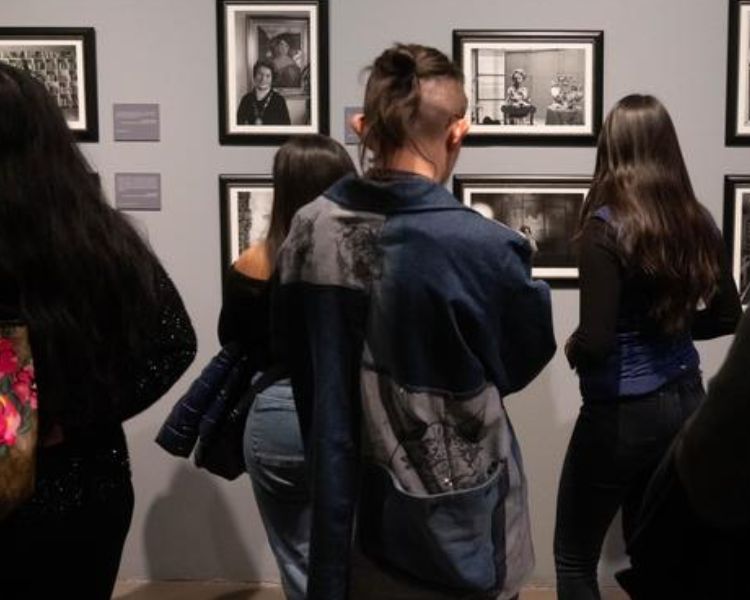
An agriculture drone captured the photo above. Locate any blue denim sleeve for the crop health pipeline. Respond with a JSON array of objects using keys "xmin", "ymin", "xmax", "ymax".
[
  {"xmin": 496, "ymin": 234, "xmax": 557, "ymax": 395},
  {"xmin": 285, "ymin": 287, "xmax": 367, "ymax": 600}
]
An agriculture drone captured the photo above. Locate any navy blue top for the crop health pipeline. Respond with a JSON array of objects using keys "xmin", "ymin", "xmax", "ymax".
[{"xmin": 567, "ymin": 207, "xmax": 741, "ymax": 400}]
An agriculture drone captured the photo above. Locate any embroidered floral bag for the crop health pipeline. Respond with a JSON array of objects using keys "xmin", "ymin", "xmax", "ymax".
[{"xmin": 0, "ymin": 322, "xmax": 38, "ymax": 520}]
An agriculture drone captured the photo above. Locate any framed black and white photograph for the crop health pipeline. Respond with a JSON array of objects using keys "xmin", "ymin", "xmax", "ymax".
[
  {"xmin": 219, "ymin": 175, "xmax": 274, "ymax": 275},
  {"xmin": 453, "ymin": 30, "xmax": 603, "ymax": 145},
  {"xmin": 0, "ymin": 27, "xmax": 98, "ymax": 142},
  {"xmin": 723, "ymin": 176, "xmax": 750, "ymax": 304},
  {"xmin": 726, "ymin": 1, "xmax": 750, "ymax": 144},
  {"xmin": 454, "ymin": 175, "xmax": 590, "ymax": 283},
  {"xmin": 217, "ymin": 0, "xmax": 328, "ymax": 144}
]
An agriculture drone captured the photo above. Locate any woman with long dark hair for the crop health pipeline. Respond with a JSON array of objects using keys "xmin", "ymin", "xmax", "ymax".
[
  {"xmin": 0, "ymin": 63, "xmax": 196, "ymax": 596},
  {"xmin": 553, "ymin": 94, "xmax": 741, "ymax": 600},
  {"xmin": 218, "ymin": 134, "xmax": 355, "ymax": 600},
  {"xmin": 272, "ymin": 44, "xmax": 556, "ymax": 600}
]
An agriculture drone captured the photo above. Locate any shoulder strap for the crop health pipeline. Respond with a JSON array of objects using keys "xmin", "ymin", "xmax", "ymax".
[{"xmin": 592, "ymin": 206, "xmax": 613, "ymax": 223}]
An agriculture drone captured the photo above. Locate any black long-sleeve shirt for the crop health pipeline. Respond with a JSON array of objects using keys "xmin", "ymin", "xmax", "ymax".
[
  {"xmin": 567, "ymin": 217, "xmax": 741, "ymax": 373},
  {"xmin": 217, "ymin": 265, "xmax": 280, "ymax": 383}
]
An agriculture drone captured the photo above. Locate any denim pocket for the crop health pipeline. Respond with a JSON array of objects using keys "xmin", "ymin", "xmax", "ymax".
[
  {"xmin": 244, "ymin": 392, "xmax": 304, "ymax": 468},
  {"xmin": 359, "ymin": 460, "xmax": 508, "ymax": 593}
]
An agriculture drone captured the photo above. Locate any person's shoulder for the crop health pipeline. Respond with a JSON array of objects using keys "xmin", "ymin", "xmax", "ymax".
[
  {"xmin": 411, "ymin": 206, "xmax": 528, "ymax": 262},
  {"xmin": 234, "ymin": 243, "xmax": 272, "ymax": 281},
  {"xmin": 460, "ymin": 207, "xmax": 526, "ymax": 244}
]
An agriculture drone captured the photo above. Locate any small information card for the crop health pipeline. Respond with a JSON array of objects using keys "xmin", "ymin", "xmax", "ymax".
[
  {"xmin": 115, "ymin": 173, "xmax": 161, "ymax": 211},
  {"xmin": 113, "ymin": 103, "xmax": 160, "ymax": 141}
]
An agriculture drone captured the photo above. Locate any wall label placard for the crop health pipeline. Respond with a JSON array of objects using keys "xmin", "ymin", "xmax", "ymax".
[
  {"xmin": 115, "ymin": 173, "xmax": 161, "ymax": 211},
  {"xmin": 113, "ymin": 103, "xmax": 160, "ymax": 141}
]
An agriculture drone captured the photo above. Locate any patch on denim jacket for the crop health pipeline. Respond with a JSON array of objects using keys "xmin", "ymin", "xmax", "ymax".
[
  {"xmin": 278, "ymin": 197, "xmax": 385, "ymax": 290},
  {"xmin": 360, "ymin": 366, "xmax": 510, "ymax": 495}
]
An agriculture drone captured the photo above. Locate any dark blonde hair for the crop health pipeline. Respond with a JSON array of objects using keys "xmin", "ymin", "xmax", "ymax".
[
  {"xmin": 359, "ymin": 43, "xmax": 467, "ymax": 170},
  {"xmin": 581, "ymin": 94, "xmax": 721, "ymax": 334}
]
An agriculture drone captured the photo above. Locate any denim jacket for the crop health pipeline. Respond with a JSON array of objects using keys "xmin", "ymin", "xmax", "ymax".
[{"xmin": 274, "ymin": 174, "xmax": 556, "ymax": 599}]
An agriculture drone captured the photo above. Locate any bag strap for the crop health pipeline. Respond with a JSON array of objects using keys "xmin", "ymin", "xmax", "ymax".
[{"xmin": 227, "ymin": 363, "xmax": 288, "ymax": 422}]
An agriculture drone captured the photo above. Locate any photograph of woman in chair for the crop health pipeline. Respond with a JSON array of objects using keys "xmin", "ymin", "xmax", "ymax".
[{"xmin": 501, "ymin": 68, "xmax": 536, "ymax": 124}]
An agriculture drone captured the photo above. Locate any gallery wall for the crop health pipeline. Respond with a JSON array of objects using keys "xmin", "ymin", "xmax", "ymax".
[{"xmin": 1, "ymin": 0, "xmax": 745, "ymax": 588}]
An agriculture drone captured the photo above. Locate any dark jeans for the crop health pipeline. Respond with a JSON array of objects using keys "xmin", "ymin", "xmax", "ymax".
[{"xmin": 553, "ymin": 372, "xmax": 704, "ymax": 600}]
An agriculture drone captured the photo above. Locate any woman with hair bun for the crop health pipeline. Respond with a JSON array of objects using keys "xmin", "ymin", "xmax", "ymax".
[{"xmin": 272, "ymin": 43, "xmax": 556, "ymax": 600}]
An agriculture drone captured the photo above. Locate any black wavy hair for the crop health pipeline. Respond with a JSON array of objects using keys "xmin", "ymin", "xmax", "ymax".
[{"xmin": 0, "ymin": 62, "xmax": 162, "ymax": 426}]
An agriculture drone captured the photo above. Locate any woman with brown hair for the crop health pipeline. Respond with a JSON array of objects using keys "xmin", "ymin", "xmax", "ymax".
[
  {"xmin": 218, "ymin": 134, "xmax": 355, "ymax": 600},
  {"xmin": 272, "ymin": 43, "xmax": 556, "ymax": 599},
  {"xmin": 553, "ymin": 94, "xmax": 742, "ymax": 600}
]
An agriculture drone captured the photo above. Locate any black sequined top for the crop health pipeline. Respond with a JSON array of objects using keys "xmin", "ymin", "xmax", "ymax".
[
  {"xmin": 0, "ymin": 263, "xmax": 197, "ymax": 433},
  {"xmin": 119, "ymin": 265, "xmax": 197, "ymax": 421}
]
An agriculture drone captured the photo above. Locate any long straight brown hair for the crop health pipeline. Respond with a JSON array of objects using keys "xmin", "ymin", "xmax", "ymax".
[
  {"xmin": 265, "ymin": 134, "xmax": 355, "ymax": 269},
  {"xmin": 581, "ymin": 94, "xmax": 721, "ymax": 334}
]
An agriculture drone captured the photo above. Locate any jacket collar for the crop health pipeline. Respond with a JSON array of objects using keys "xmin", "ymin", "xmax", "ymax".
[{"xmin": 324, "ymin": 173, "xmax": 467, "ymax": 214}]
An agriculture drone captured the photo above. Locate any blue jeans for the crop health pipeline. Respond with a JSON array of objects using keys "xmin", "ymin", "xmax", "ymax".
[
  {"xmin": 243, "ymin": 379, "xmax": 310, "ymax": 600},
  {"xmin": 553, "ymin": 371, "xmax": 705, "ymax": 600}
]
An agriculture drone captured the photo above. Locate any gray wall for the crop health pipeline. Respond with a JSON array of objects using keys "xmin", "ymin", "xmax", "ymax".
[{"xmin": 1, "ymin": 0, "xmax": 742, "ymax": 587}]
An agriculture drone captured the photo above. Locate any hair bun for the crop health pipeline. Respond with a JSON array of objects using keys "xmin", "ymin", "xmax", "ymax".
[
  {"xmin": 391, "ymin": 48, "xmax": 416, "ymax": 76},
  {"xmin": 377, "ymin": 46, "xmax": 417, "ymax": 81}
]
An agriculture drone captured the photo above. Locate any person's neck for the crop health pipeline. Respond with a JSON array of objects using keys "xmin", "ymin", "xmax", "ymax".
[
  {"xmin": 380, "ymin": 148, "xmax": 442, "ymax": 182},
  {"xmin": 255, "ymin": 88, "xmax": 271, "ymax": 100}
]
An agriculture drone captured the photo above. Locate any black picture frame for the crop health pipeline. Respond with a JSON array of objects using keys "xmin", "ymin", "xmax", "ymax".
[
  {"xmin": 217, "ymin": 0, "xmax": 329, "ymax": 145},
  {"xmin": 219, "ymin": 175, "xmax": 274, "ymax": 280},
  {"xmin": 723, "ymin": 175, "xmax": 750, "ymax": 304},
  {"xmin": 452, "ymin": 30, "xmax": 603, "ymax": 146},
  {"xmin": 726, "ymin": 0, "xmax": 750, "ymax": 145},
  {"xmin": 453, "ymin": 174, "xmax": 591, "ymax": 285},
  {"xmin": 0, "ymin": 27, "xmax": 98, "ymax": 142}
]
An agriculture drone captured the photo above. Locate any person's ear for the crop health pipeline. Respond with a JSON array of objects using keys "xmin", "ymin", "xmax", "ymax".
[
  {"xmin": 350, "ymin": 113, "xmax": 366, "ymax": 140},
  {"xmin": 448, "ymin": 116, "xmax": 470, "ymax": 148}
]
